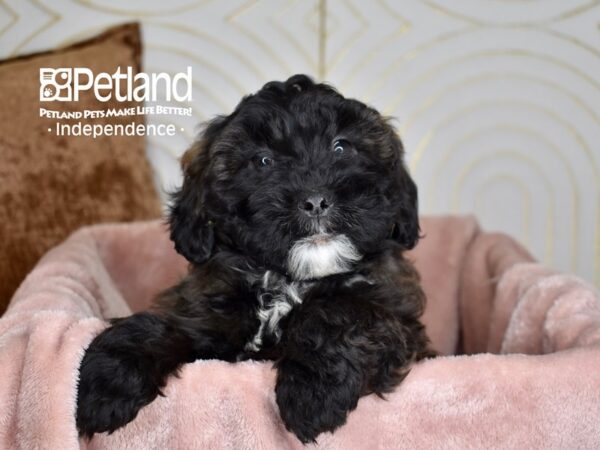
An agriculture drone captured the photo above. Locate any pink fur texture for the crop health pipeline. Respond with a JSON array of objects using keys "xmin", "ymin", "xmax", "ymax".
[{"xmin": 1, "ymin": 217, "xmax": 599, "ymax": 449}]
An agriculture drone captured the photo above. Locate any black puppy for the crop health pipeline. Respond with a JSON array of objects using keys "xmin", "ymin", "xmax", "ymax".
[{"xmin": 76, "ymin": 74, "xmax": 433, "ymax": 443}]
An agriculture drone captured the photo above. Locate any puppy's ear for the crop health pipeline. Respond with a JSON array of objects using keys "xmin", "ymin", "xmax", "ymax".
[
  {"xmin": 389, "ymin": 132, "xmax": 420, "ymax": 250},
  {"xmin": 169, "ymin": 117, "xmax": 227, "ymax": 264}
]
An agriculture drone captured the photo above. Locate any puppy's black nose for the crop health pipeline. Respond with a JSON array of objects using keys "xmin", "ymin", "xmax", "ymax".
[{"xmin": 301, "ymin": 195, "xmax": 331, "ymax": 217}]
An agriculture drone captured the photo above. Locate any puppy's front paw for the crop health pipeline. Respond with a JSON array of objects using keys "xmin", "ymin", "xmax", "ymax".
[
  {"xmin": 76, "ymin": 338, "xmax": 160, "ymax": 437},
  {"xmin": 275, "ymin": 359, "xmax": 361, "ymax": 443}
]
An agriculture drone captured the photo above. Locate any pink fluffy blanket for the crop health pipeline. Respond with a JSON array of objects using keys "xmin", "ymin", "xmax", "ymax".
[{"xmin": 2, "ymin": 216, "xmax": 600, "ymax": 449}]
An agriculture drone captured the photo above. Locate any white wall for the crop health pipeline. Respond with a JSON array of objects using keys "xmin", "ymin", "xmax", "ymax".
[{"xmin": 1, "ymin": 0, "xmax": 598, "ymax": 284}]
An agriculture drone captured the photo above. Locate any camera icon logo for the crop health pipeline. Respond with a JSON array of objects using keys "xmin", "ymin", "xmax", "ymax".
[{"xmin": 40, "ymin": 68, "xmax": 72, "ymax": 101}]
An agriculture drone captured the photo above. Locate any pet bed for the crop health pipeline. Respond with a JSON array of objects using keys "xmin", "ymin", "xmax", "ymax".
[{"xmin": 1, "ymin": 216, "xmax": 599, "ymax": 449}]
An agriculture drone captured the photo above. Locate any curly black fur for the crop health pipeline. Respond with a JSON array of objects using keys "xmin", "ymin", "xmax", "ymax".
[{"xmin": 76, "ymin": 74, "xmax": 434, "ymax": 443}]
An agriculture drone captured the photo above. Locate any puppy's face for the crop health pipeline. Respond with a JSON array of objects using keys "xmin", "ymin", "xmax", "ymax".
[{"xmin": 170, "ymin": 75, "xmax": 419, "ymax": 280}]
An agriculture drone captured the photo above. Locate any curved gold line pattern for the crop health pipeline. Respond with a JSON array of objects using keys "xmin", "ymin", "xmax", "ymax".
[
  {"xmin": 52, "ymin": 23, "xmax": 265, "ymax": 101},
  {"xmin": 146, "ymin": 22, "xmax": 267, "ymax": 80},
  {"xmin": 51, "ymin": 30, "xmax": 215, "ymax": 126},
  {"xmin": 452, "ymin": 149, "xmax": 556, "ymax": 264},
  {"xmin": 424, "ymin": 118, "xmax": 580, "ymax": 217},
  {"xmin": 225, "ymin": 0, "xmax": 259, "ymax": 22},
  {"xmin": 410, "ymin": 100, "xmax": 600, "ymax": 180},
  {"xmin": 302, "ymin": 2, "xmax": 318, "ymax": 34},
  {"xmin": 72, "ymin": 0, "xmax": 209, "ymax": 18},
  {"xmin": 422, "ymin": 0, "xmax": 600, "ymax": 26},
  {"xmin": 363, "ymin": 26, "xmax": 477, "ymax": 100},
  {"xmin": 383, "ymin": 49, "xmax": 600, "ymax": 117},
  {"xmin": 225, "ymin": 0, "xmax": 294, "ymax": 74},
  {"xmin": 367, "ymin": 27, "xmax": 600, "ymax": 104},
  {"xmin": 269, "ymin": 24, "xmax": 316, "ymax": 73},
  {"xmin": 271, "ymin": 1, "xmax": 318, "ymax": 72},
  {"xmin": 1, "ymin": 0, "xmax": 596, "ymax": 283},
  {"xmin": 147, "ymin": 44, "xmax": 247, "ymax": 97},
  {"xmin": 378, "ymin": 0, "xmax": 412, "ymax": 28},
  {"xmin": 538, "ymin": 27, "xmax": 600, "ymax": 60},
  {"xmin": 335, "ymin": 0, "xmax": 412, "ymax": 90},
  {"xmin": 398, "ymin": 71, "xmax": 600, "ymax": 133},
  {"xmin": 10, "ymin": 0, "xmax": 60, "ymax": 56},
  {"xmin": 428, "ymin": 123, "xmax": 581, "ymax": 266},
  {"xmin": 411, "ymin": 101, "xmax": 599, "ymax": 280},
  {"xmin": 318, "ymin": 0, "xmax": 327, "ymax": 79},
  {"xmin": 473, "ymin": 174, "xmax": 532, "ymax": 246},
  {"xmin": 425, "ymin": 126, "xmax": 572, "ymax": 209},
  {"xmin": 322, "ymin": 0, "xmax": 368, "ymax": 77},
  {"xmin": 0, "ymin": 0, "xmax": 18, "ymax": 38}
]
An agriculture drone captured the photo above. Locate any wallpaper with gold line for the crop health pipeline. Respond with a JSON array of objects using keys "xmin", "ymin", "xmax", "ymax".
[{"xmin": 0, "ymin": 0, "xmax": 599, "ymax": 285}]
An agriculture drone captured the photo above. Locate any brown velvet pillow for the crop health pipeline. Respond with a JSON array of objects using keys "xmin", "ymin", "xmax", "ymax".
[{"xmin": 0, "ymin": 23, "xmax": 162, "ymax": 314}]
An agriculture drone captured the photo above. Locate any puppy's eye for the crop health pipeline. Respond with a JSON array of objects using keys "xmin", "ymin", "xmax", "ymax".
[
  {"xmin": 255, "ymin": 155, "xmax": 274, "ymax": 168},
  {"xmin": 332, "ymin": 139, "xmax": 352, "ymax": 155}
]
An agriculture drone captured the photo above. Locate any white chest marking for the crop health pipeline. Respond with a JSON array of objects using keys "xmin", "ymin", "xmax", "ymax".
[
  {"xmin": 245, "ymin": 272, "xmax": 304, "ymax": 352},
  {"xmin": 287, "ymin": 233, "xmax": 361, "ymax": 280}
]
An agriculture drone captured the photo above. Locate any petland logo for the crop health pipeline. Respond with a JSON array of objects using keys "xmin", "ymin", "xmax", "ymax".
[{"xmin": 39, "ymin": 67, "xmax": 192, "ymax": 102}]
